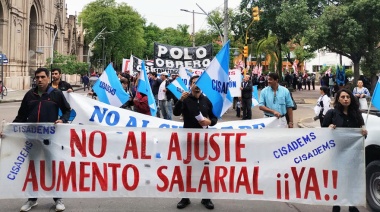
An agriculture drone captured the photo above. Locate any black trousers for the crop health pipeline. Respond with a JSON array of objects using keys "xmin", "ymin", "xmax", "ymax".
[
  {"xmin": 28, "ymin": 198, "xmax": 61, "ymax": 202},
  {"xmin": 241, "ymin": 98, "xmax": 252, "ymax": 119}
]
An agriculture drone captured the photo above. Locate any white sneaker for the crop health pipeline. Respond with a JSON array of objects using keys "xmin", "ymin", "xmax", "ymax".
[
  {"xmin": 55, "ymin": 199, "xmax": 65, "ymax": 211},
  {"xmin": 20, "ymin": 200, "xmax": 38, "ymax": 212}
]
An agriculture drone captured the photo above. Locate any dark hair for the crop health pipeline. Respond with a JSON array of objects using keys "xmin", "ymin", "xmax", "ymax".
[
  {"xmin": 268, "ymin": 72, "xmax": 279, "ymax": 81},
  {"xmin": 190, "ymin": 75, "xmax": 200, "ymax": 84},
  {"xmin": 51, "ymin": 68, "xmax": 61, "ymax": 74},
  {"xmin": 120, "ymin": 78, "xmax": 129, "ymax": 85},
  {"xmin": 334, "ymin": 88, "xmax": 363, "ymax": 125},
  {"xmin": 151, "ymin": 72, "xmax": 157, "ymax": 77},
  {"xmin": 320, "ymin": 86, "xmax": 330, "ymax": 96},
  {"xmin": 35, "ymin": 68, "xmax": 49, "ymax": 77}
]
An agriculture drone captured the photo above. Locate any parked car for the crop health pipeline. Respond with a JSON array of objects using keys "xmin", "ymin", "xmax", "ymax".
[{"xmin": 363, "ymin": 110, "xmax": 380, "ymax": 211}]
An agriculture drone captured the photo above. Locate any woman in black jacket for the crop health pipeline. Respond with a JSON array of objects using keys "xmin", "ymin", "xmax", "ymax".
[{"xmin": 322, "ymin": 88, "xmax": 368, "ymax": 212}]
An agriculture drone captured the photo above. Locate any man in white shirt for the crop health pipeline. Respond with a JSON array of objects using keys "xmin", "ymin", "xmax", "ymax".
[{"xmin": 158, "ymin": 72, "xmax": 169, "ymax": 119}]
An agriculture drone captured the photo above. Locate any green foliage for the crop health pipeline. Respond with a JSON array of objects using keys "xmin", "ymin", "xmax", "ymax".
[
  {"xmin": 306, "ymin": 0, "xmax": 380, "ymax": 82},
  {"xmin": 235, "ymin": 0, "xmax": 317, "ymax": 79},
  {"xmin": 79, "ymin": 0, "xmax": 146, "ymax": 68},
  {"xmin": 143, "ymin": 23, "xmax": 162, "ymax": 59},
  {"xmin": 361, "ymin": 49, "xmax": 380, "ymax": 77},
  {"xmin": 345, "ymin": 69, "xmax": 353, "ymax": 79},
  {"xmin": 46, "ymin": 52, "xmax": 88, "ymax": 75}
]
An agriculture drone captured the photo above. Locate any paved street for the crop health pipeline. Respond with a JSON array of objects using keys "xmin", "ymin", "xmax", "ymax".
[
  {"xmin": 0, "ymin": 86, "xmax": 370, "ymax": 211},
  {"xmin": 1, "ymin": 85, "xmax": 323, "ymax": 127}
]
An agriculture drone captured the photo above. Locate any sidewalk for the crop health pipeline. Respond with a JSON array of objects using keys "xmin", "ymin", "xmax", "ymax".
[{"xmin": 0, "ymin": 86, "xmax": 84, "ymax": 103}]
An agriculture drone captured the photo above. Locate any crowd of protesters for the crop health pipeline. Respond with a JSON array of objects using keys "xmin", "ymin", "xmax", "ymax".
[{"xmin": 117, "ymin": 70, "xmax": 178, "ymax": 119}]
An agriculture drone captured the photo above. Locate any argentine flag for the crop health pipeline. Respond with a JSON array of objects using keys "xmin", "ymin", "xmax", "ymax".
[
  {"xmin": 372, "ymin": 77, "xmax": 380, "ymax": 110},
  {"xmin": 252, "ymin": 85, "xmax": 259, "ymax": 107},
  {"xmin": 178, "ymin": 66, "xmax": 192, "ymax": 89},
  {"xmin": 167, "ymin": 77, "xmax": 189, "ymax": 100},
  {"xmin": 137, "ymin": 61, "xmax": 157, "ymax": 116},
  {"xmin": 92, "ymin": 63, "xmax": 130, "ymax": 107},
  {"xmin": 196, "ymin": 40, "xmax": 233, "ymax": 118}
]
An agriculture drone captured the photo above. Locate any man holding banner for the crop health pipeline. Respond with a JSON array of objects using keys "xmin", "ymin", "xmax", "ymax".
[
  {"xmin": 173, "ymin": 75, "xmax": 217, "ymax": 209},
  {"xmin": 13, "ymin": 68, "xmax": 71, "ymax": 212},
  {"xmin": 259, "ymin": 73, "xmax": 294, "ymax": 128}
]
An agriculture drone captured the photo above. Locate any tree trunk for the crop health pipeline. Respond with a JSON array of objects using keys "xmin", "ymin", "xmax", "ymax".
[
  {"xmin": 277, "ymin": 43, "xmax": 283, "ymax": 81},
  {"xmin": 371, "ymin": 75, "xmax": 379, "ymax": 94},
  {"xmin": 353, "ymin": 60, "xmax": 360, "ymax": 86}
]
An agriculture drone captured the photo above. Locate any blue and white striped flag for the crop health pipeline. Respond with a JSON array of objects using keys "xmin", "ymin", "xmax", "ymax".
[
  {"xmin": 137, "ymin": 61, "xmax": 157, "ymax": 116},
  {"xmin": 178, "ymin": 66, "xmax": 192, "ymax": 89},
  {"xmin": 372, "ymin": 77, "xmax": 380, "ymax": 110},
  {"xmin": 196, "ymin": 40, "xmax": 233, "ymax": 118},
  {"xmin": 166, "ymin": 77, "xmax": 189, "ymax": 100},
  {"xmin": 92, "ymin": 63, "xmax": 130, "ymax": 107},
  {"xmin": 252, "ymin": 85, "xmax": 259, "ymax": 107}
]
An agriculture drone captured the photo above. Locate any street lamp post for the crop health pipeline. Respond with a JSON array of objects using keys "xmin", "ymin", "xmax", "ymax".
[
  {"xmin": 87, "ymin": 27, "xmax": 106, "ymax": 75},
  {"xmin": 196, "ymin": 3, "xmax": 224, "ymax": 45},
  {"xmin": 101, "ymin": 35, "xmax": 105, "ymax": 70},
  {"xmin": 181, "ymin": 7, "xmax": 225, "ymax": 46},
  {"xmin": 51, "ymin": 30, "xmax": 58, "ymax": 81},
  {"xmin": 180, "ymin": 9, "xmax": 205, "ymax": 47},
  {"xmin": 36, "ymin": 29, "xmax": 58, "ymax": 82},
  {"xmin": 36, "ymin": 48, "xmax": 44, "ymax": 67}
]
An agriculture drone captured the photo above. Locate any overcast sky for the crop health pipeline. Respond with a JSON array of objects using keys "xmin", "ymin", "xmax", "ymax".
[{"xmin": 65, "ymin": 0, "xmax": 242, "ymax": 32}]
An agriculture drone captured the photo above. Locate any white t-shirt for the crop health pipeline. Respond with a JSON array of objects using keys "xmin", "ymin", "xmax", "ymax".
[
  {"xmin": 158, "ymin": 81, "xmax": 167, "ymax": 101},
  {"xmin": 318, "ymin": 95, "xmax": 331, "ymax": 115}
]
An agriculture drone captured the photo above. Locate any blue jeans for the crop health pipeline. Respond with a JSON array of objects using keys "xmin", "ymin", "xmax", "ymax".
[
  {"xmin": 159, "ymin": 100, "xmax": 168, "ymax": 120},
  {"xmin": 167, "ymin": 99, "xmax": 173, "ymax": 120},
  {"xmin": 154, "ymin": 94, "xmax": 161, "ymax": 118}
]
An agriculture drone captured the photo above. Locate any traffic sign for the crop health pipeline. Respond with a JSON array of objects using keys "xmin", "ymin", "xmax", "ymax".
[{"xmin": 0, "ymin": 54, "xmax": 8, "ymax": 64}]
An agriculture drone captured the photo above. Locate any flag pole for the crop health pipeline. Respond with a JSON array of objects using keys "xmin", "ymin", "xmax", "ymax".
[{"xmin": 365, "ymin": 99, "xmax": 372, "ymax": 125}]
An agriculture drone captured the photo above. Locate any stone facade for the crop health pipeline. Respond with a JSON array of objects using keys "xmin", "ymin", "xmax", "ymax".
[{"xmin": 0, "ymin": 0, "xmax": 84, "ymax": 90}]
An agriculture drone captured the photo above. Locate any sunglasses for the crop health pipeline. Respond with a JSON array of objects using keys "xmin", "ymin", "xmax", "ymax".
[{"xmin": 273, "ymin": 94, "xmax": 277, "ymax": 104}]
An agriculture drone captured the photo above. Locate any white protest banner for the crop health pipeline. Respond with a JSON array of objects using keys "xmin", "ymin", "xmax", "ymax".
[
  {"xmin": 0, "ymin": 124, "xmax": 365, "ymax": 206},
  {"xmin": 122, "ymin": 58, "xmax": 130, "ymax": 73},
  {"xmin": 229, "ymin": 69, "xmax": 242, "ymax": 97},
  {"xmin": 64, "ymin": 93, "xmax": 281, "ymax": 129}
]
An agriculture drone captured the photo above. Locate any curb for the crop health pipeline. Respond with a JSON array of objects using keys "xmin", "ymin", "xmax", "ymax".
[
  {"xmin": 0, "ymin": 87, "xmax": 84, "ymax": 104},
  {"xmin": 297, "ymin": 119, "xmax": 307, "ymax": 128},
  {"xmin": 298, "ymin": 117, "xmax": 318, "ymax": 129}
]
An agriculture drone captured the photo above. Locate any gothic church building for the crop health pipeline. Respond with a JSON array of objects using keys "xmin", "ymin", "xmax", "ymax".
[{"xmin": 0, "ymin": 0, "xmax": 84, "ymax": 90}]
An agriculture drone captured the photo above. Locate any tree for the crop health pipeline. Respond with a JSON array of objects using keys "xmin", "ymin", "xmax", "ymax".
[
  {"xmin": 79, "ymin": 0, "xmax": 146, "ymax": 70},
  {"xmin": 237, "ymin": 0, "xmax": 315, "ymax": 78},
  {"xmin": 306, "ymin": 0, "xmax": 380, "ymax": 84},
  {"xmin": 255, "ymin": 32, "xmax": 279, "ymax": 70},
  {"xmin": 143, "ymin": 23, "xmax": 162, "ymax": 59},
  {"xmin": 46, "ymin": 52, "xmax": 88, "ymax": 75},
  {"xmin": 156, "ymin": 26, "xmax": 192, "ymax": 47},
  {"xmin": 361, "ymin": 48, "xmax": 380, "ymax": 92},
  {"xmin": 288, "ymin": 37, "xmax": 316, "ymax": 72}
]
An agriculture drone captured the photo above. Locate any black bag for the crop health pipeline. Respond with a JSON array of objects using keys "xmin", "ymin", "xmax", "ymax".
[
  {"xmin": 292, "ymin": 99, "xmax": 297, "ymax": 110},
  {"xmin": 290, "ymin": 92, "xmax": 297, "ymax": 110}
]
